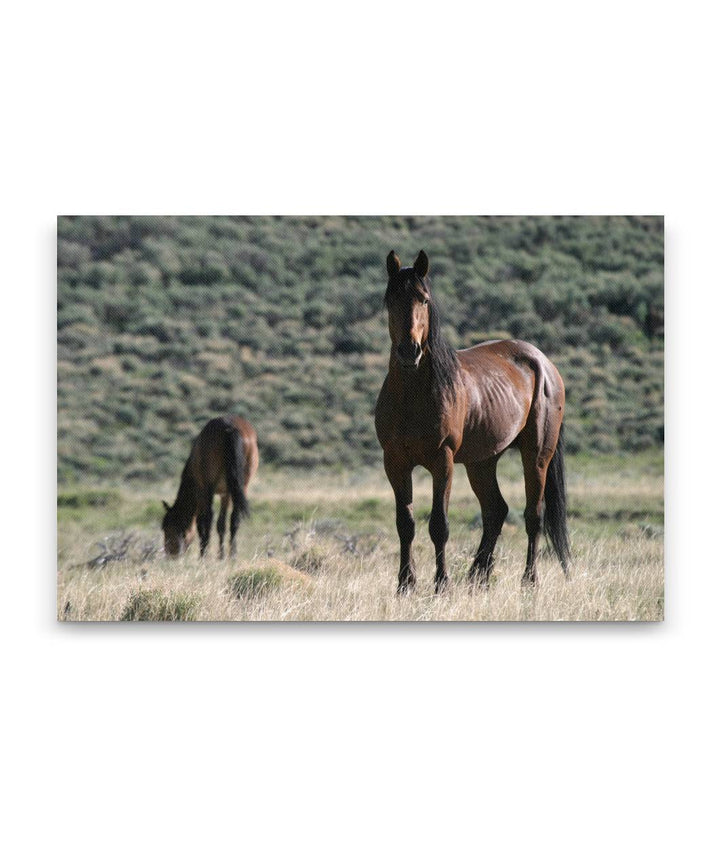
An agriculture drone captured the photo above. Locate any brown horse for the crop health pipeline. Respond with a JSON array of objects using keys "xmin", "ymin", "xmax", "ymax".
[
  {"xmin": 375, "ymin": 250, "xmax": 570, "ymax": 593},
  {"xmin": 162, "ymin": 415, "xmax": 259, "ymax": 558}
]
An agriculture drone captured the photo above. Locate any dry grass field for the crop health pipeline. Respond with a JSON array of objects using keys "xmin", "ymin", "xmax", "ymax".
[{"xmin": 57, "ymin": 454, "xmax": 663, "ymax": 622}]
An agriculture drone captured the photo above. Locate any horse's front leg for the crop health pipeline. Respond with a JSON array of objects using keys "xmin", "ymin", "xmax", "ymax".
[
  {"xmin": 429, "ymin": 446, "xmax": 454, "ymax": 593},
  {"xmin": 196, "ymin": 489, "xmax": 214, "ymax": 558},
  {"xmin": 384, "ymin": 453, "xmax": 416, "ymax": 594}
]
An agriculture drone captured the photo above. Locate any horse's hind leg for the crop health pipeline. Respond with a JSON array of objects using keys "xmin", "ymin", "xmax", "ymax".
[
  {"xmin": 216, "ymin": 495, "xmax": 229, "ymax": 559},
  {"xmin": 197, "ymin": 489, "xmax": 214, "ymax": 557},
  {"xmin": 466, "ymin": 455, "xmax": 508, "ymax": 586},
  {"xmin": 228, "ymin": 503, "xmax": 239, "ymax": 558},
  {"xmin": 228, "ymin": 489, "xmax": 247, "ymax": 558},
  {"xmin": 519, "ymin": 442, "xmax": 550, "ymax": 586}
]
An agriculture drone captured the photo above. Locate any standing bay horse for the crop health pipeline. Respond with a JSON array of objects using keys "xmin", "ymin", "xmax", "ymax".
[
  {"xmin": 162, "ymin": 415, "xmax": 259, "ymax": 558},
  {"xmin": 375, "ymin": 250, "xmax": 570, "ymax": 593}
]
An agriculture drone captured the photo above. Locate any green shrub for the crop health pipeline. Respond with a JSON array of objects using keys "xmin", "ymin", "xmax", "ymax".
[
  {"xmin": 57, "ymin": 215, "xmax": 663, "ymax": 483},
  {"xmin": 120, "ymin": 589, "xmax": 200, "ymax": 621},
  {"xmin": 291, "ymin": 545, "xmax": 329, "ymax": 574},
  {"xmin": 227, "ymin": 561, "xmax": 312, "ymax": 598},
  {"xmin": 227, "ymin": 567, "xmax": 282, "ymax": 598},
  {"xmin": 57, "ymin": 489, "xmax": 121, "ymax": 509}
]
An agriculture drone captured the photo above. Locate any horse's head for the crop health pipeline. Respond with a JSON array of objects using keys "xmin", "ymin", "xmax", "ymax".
[
  {"xmin": 161, "ymin": 500, "xmax": 195, "ymax": 557},
  {"xmin": 384, "ymin": 250, "xmax": 431, "ymax": 371}
]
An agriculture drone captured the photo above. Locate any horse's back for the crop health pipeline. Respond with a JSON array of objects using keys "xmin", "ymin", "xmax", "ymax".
[
  {"xmin": 459, "ymin": 337, "xmax": 550, "ymax": 363},
  {"xmin": 458, "ymin": 339, "xmax": 563, "ymax": 399}
]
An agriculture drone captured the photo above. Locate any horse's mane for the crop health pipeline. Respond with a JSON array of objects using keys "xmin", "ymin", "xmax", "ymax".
[{"xmin": 426, "ymin": 294, "xmax": 460, "ymax": 401}]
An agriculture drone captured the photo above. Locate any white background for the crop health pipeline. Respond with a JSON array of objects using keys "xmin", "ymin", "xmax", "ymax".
[{"xmin": 2, "ymin": 1, "xmax": 718, "ymax": 853}]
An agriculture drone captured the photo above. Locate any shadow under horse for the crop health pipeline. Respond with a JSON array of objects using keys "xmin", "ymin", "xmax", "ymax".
[
  {"xmin": 375, "ymin": 250, "xmax": 570, "ymax": 594},
  {"xmin": 162, "ymin": 415, "xmax": 259, "ymax": 558}
]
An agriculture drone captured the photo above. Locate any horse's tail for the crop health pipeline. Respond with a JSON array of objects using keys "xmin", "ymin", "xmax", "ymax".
[
  {"xmin": 544, "ymin": 423, "xmax": 571, "ymax": 577},
  {"xmin": 223, "ymin": 423, "xmax": 250, "ymax": 519}
]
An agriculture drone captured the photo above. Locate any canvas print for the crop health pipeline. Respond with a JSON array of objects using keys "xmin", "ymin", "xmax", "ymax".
[{"xmin": 57, "ymin": 216, "xmax": 664, "ymax": 621}]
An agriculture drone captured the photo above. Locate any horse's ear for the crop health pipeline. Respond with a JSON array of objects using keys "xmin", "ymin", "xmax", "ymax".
[
  {"xmin": 386, "ymin": 250, "xmax": 401, "ymax": 278},
  {"xmin": 413, "ymin": 250, "xmax": 429, "ymax": 279},
  {"xmin": 162, "ymin": 500, "xmax": 170, "ymax": 511}
]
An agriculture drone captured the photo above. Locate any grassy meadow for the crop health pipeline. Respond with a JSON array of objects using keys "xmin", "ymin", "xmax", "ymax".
[{"xmin": 57, "ymin": 451, "xmax": 663, "ymax": 621}]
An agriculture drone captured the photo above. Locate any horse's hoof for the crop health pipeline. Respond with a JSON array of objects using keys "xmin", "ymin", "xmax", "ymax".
[{"xmin": 468, "ymin": 564, "xmax": 491, "ymax": 588}]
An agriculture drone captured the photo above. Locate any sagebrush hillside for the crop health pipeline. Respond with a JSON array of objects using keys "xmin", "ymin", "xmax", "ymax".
[{"xmin": 57, "ymin": 215, "xmax": 663, "ymax": 484}]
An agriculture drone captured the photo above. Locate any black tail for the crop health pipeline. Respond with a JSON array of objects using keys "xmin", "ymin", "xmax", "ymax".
[
  {"xmin": 223, "ymin": 424, "xmax": 250, "ymax": 519},
  {"xmin": 544, "ymin": 423, "xmax": 571, "ymax": 577}
]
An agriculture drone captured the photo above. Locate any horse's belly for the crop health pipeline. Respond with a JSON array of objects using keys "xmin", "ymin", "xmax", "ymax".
[
  {"xmin": 455, "ymin": 428, "xmax": 516, "ymax": 463},
  {"xmin": 455, "ymin": 401, "xmax": 529, "ymax": 463}
]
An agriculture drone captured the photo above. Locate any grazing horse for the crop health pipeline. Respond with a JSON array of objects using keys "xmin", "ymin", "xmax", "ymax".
[
  {"xmin": 162, "ymin": 415, "xmax": 258, "ymax": 558},
  {"xmin": 375, "ymin": 250, "xmax": 570, "ymax": 593}
]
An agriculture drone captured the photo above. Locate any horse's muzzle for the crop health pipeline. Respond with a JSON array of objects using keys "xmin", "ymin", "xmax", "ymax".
[{"xmin": 396, "ymin": 342, "xmax": 422, "ymax": 370}]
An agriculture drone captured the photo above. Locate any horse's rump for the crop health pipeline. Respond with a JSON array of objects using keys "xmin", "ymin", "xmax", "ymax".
[
  {"xmin": 454, "ymin": 339, "xmax": 564, "ymax": 463},
  {"xmin": 221, "ymin": 417, "xmax": 249, "ymax": 517}
]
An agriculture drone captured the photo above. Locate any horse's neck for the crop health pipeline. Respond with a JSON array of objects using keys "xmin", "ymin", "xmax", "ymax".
[
  {"xmin": 173, "ymin": 464, "xmax": 198, "ymax": 529},
  {"xmin": 388, "ymin": 346, "xmax": 465, "ymax": 423},
  {"xmin": 388, "ymin": 357, "xmax": 437, "ymax": 411}
]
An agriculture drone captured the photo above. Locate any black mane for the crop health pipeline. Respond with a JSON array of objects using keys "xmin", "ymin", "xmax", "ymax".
[{"xmin": 426, "ymin": 292, "xmax": 460, "ymax": 401}]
